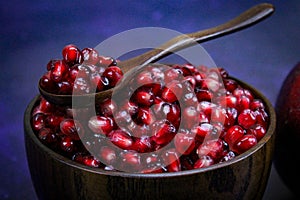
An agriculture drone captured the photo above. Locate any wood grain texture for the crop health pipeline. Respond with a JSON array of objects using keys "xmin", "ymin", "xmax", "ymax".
[{"xmin": 24, "ymin": 78, "xmax": 276, "ymax": 200}]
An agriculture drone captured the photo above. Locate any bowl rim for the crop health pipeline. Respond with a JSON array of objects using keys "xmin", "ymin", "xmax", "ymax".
[{"xmin": 24, "ymin": 77, "xmax": 276, "ymax": 178}]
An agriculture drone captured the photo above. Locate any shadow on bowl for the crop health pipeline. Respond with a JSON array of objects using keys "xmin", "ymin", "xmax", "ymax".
[{"xmin": 24, "ymin": 77, "xmax": 276, "ymax": 200}]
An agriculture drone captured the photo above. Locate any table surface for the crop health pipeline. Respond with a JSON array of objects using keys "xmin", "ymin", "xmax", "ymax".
[{"xmin": 1, "ymin": 0, "xmax": 299, "ymax": 199}]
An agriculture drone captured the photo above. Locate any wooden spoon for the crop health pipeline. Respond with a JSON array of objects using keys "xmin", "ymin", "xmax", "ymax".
[{"xmin": 39, "ymin": 3, "xmax": 274, "ymax": 107}]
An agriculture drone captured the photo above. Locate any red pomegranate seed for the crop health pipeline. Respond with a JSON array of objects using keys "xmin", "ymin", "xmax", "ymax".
[
  {"xmin": 249, "ymin": 124, "xmax": 266, "ymax": 141},
  {"xmin": 99, "ymin": 145, "xmax": 117, "ymax": 165},
  {"xmin": 238, "ymin": 109, "xmax": 257, "ymax": 129},
  {"xmin": 88, "ymin": 116, "xmax": 115, "ymax": 135},
  {"xmin": 161, "ymin": 80, "xmax": 182, "ymax": 103},
  {"xmin": 136, "ymin": 71, "xmax": 153, "ymax": 86},
  {"xmin": 174, "ymin": 132, "xmax": 196, "ymax": 155},
  {"xmin": 224, "ymin": 125, "xmax": 244, "ymax": 148},
  {"xmin": 236, "ymin": 95, "xmax": 251, "ymax": 112},
  {"xmin": 195, "ymin": 88, "xmax": 213, "ymax": 102},
  {"xmin": 151, "ymin": 120, "xmax": 176, "ymax": 145},
  {"xmin": 119, "ymin": 150, "xmax": 141, "ymax": 171},
  {"xmin": 223, "ymin": 79, "xmax": 238, "ymax": 92},
  {"xmin": 60, "ymin": 136, "xmax": 75, "ymax": 153},
  {"xmin": 164, "ymin": 68, "xmax": 181, "ymax": 83},
  {"xmin": 197, "ymin": 139, "xmax": 224, "ymax": 161},
  {"xmin": 191, "ymin": 123, "xmax": 213, "ymax": 139},
  {"xmin": 97, "ymin": 98, "xmax": 117, "ymax": 117},
  {"xmin": 50, "ymin": 60, "xmax": 68, "ymax": 83},
  {"xmin": 82, "ymin": 47, "xmax": 100, "ymax": 65},
  {"xmin": 68, "ymin": 64, "xmax": 92, "ymax": 82},
  {"xmin": 38, "ymin": 128, "xmax": 57, "ymax": 144},
  {"xmin": 193, "ymin": 155, "xmax": 214, "ymax": 169},
  {"xmin": 134, "ymin": 89, "xmax": 154, "ymax": 107},
  {"xmin": 233, "ymin": 134, "xmax": 257, "ymax": 154},
  {"xmin": 40, "ymin": 72, "xmax": 58, "ymax": 93},
  {"xmin": 161, "ymin": 148, "xmax": 181, "ymax": 172},
  {"xmin": 62, "ymin": 44, "xmax": 83, "ymax": 66},
  {"xmin": 250, "ymin": 99, "xmax": 265, "ymax": 110},
  {"xmin": 73, "ymin": 77, "xmax": 91, "ymax": 94},
  {"xmin": 181, "ymin": 106, "xmax": 199, "ymax": 129},
  {"xmin": 220, "ymin": 151, "xmax": 236, "ymax": 162},
  {"xmin": 254, "ymin": 109, "xmax": 269, "ymax": 128},
  {"xmin": 60, "ymin": 119, "xmax": 84, "ymax": 140},
  {"xmin": 132, "ymin": 136, "xmax": 152, "ymax": 153},
  {"xmin": 46, "ymin": 113, "xmax": 65, "ymax": 130},
  {"xmin": 31, "ymin": 113, "xmax": 46, "ymax": 132},
  {"xmin": 58, "ymin": 81, "xmax": 73, "ymax": 94},
  {"xmin": 109, "ymin": 129, "xmax": 133, "ymax": 150},
  {"xmin": 135, "ymin": 107, "xmax": 156, "ymax": 126},
  {"xmin": 82, "ymin": 155, "xmax": 101, "ymax": 168},
  {"xmin": 102, "ymin": 66, "xmax": 123, "ymax": 87}
]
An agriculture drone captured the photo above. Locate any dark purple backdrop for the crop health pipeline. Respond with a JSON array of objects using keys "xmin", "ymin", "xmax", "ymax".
[{"xmin": 1, "ymin": 0, "xmax": 299, "ymax": 199}]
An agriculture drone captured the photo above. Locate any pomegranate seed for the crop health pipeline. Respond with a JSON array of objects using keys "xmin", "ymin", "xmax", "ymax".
[
  {"xmin": 197, "ymin": 139, "xmax": 224, "ymax": 161},
  {"xmin": 195, "ymin": 88, "xmax": 213, "ymax": 102},
  {"xmin": 31, "ymin": 113, "xmax": 46, "ymax": 132},
  {"xmin": 109, "ymin": 129, "xmax": 133, "ymax": 150},
  {"xmin": 60, "ymin": 119, "xmax": 84, "ymax": 140},
  {"xmin": 46, "ymin": 113, "xmax": 65, "ymax": 130},
  {"xmin": 220, "ymin": 151, "xmax": 236, "ymax": 162},
  {"xmin": 161, "ymin": 80, "xmax": 182, "ymax": 103},
  {"xmin": 194, "ymin": 155, "xmax": 214, "ymax": 169},
  {"xmin": 60, "ymin": 136, "xmax": 75, "ymax": 153},
  {"xmin": 119, "ymin": 151, "xmax": 141, "ymax": 172},
  {"xmin": 191, "ymin": 123, "xmax": 212, "ymax": 139},
  {"xmin": 250, "ymin": 99, "xmax": 265, "ymax": 110},
  {"xmin": 102, "ymin": 66, "xmax": 123, "ymax": 87},
  {"xmin": 82, "ymin": 155, "xmax": 101, "ymax": 168},
  {"xmin": 181, "ymin": 106, "xmax": 199, "ymax": 129},
  {"xmin": 98, "ymin": 145, "xmax": 117, "ymax": 165},
  {"xmin": 134, "ymin": 89, "xmax": 154, "ymax": 107},
  {"xmin": 161, "ymin": 148, "xmax": 181, "ymax": 172},
  {"xmin": 62, "ymin": 44, "xmax": 83, "ymax": 66},
  {"xmin": 249, "ymin": 124, "xmax": 266, "ymax": 141},
  {"xmin": 50, "ymin": 60, "xmax": 68, "ymax": 83},
  {"xmin": 38, "ymin": 128, "xmax": 57, "ymax": 144},
  {"xmin": 88, "ymin": 116, "xmax": 115, "ymax": 135},
  {"xmin": 68, "ymin": 64, "xmax": 91, "ymax": 83},
  {"xmin": 40, "ymin": 72, "xmax": 58, "ymax": 93},
  {"xmin": 233, "ymin": 134, "xmax": 257, "ymax": 154},
  {"xmin": 151, "ymin": 120, "xmax": 176, "ymax": 145},
  {"xmin": 238, "ymin": 109, "xmax": 257, "ymax": 129},
  {"xmin": 224, "ymin": 79, "xmax": 238, "ymax": 92},
  {"xmin": 132, "ymin": 136, "xmax": 152, "ymax": 153},
  {"xmin": 135, "ymin": 107, "xmax": 156, "ymax": 125},
  {"xmin": 82, "ymin": 47, "xmax": 100, "ymax": 65},
  {"xmin": 97, "ymin": 98, "xmax": 117, "ymax": 117},
  {"xmin": 174, "ymin": 132, "xmax": 196, "ymax": 155},
  {"xmin": 224, "ymin": 125, "xmax": 244, "ymax": 148},
  {"xmin": 136, "ymin": 71, "xmax": 153, "ymax": 85}
]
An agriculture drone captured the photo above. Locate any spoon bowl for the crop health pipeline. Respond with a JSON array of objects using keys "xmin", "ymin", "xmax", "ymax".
[{"xmin": 39, "ymin": 3, "xmax": 274, "ymax": 107}]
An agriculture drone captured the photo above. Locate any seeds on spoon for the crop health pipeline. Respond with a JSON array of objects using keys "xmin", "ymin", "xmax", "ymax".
[{"xmin": 40, "ymin": 44, "xmax": 123, "ymax": 95}]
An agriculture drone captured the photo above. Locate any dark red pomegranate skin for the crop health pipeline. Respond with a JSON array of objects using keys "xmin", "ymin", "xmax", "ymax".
[{"xmin": 274, "ymin": 62, "xmax": 300, "ymax": 197}]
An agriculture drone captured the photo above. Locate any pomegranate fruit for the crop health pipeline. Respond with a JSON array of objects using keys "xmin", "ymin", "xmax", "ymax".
[
  {"xmin": 274, "ymin": 62, "xmax": 300, "ymax": 196},
  {"xmin": 31, "ymin": 44, "xmax": 270, "ymax": 173}
]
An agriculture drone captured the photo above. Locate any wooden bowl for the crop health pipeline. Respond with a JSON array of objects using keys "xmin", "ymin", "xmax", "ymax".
[{"xmin": 24, "ymin": 78, "xmax": 276, "ymax": 200}]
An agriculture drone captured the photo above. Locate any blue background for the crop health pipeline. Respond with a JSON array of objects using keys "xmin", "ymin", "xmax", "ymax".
[{"xmin": 1, "ymin": 0, "xmax": 299, "ymax": 199}]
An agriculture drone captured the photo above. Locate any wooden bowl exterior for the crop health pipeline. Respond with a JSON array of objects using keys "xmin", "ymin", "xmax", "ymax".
[{"xmin": 24, "ymin": 78, "xmax": 276, "ymax": 200}]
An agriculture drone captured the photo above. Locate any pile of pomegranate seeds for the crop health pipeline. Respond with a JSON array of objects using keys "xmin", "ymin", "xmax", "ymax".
[
  {"xmin": 31, "ymin": 44, "xmax": 269, "ymax": 173},
  {"xmin": 40, "ymin": 44, "xmax": 123, "ymax": 94}
]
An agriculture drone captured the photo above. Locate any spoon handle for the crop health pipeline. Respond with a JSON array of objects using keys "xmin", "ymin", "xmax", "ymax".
[{"xmin": 119, "ymin": 3, "xmax": 274, "ymax": 73}]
